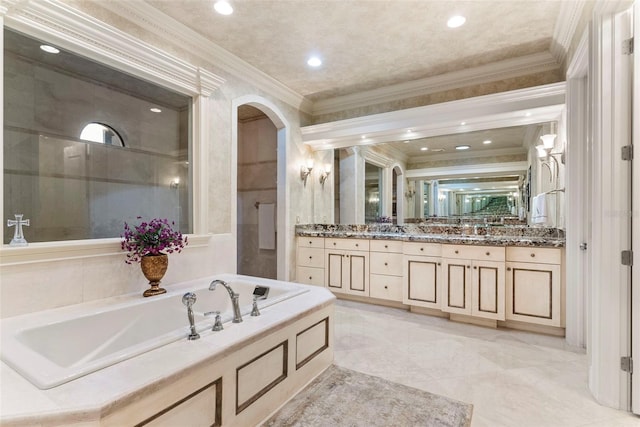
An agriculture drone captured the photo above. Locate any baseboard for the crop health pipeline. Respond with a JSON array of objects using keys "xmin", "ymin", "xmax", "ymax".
[{"xmin": 499, "ymin": 319, "xmax": 566, "ymax": 337}]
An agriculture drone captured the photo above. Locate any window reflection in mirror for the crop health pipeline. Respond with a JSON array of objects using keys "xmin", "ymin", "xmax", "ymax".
[
  {"xmin": 364, "ymin": 162, "xmax": 382, "ymax": 223},
  {"xmin": 3, "ymin": 29, "xmax": 192, "ymax": 244}
]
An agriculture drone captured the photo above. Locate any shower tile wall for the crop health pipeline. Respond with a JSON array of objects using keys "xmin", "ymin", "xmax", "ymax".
[{"xmin": 237, "ymin": 116, "xmax": 277, "ymax": 279}]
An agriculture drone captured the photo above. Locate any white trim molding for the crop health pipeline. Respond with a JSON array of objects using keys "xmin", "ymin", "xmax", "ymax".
[
  {"xmin": 313, "ymin": 52, "xmax": 561, "ymax": 116},
  {"xmin": 1, "ymin": 0, "xmax": 225, "ymax": 97},
  {"xmin": 551, "ymin": 0, "xmax": 588, "ymax": 68},
  {"xmin": 406, "ymin": 161, "xmax": 528, "ymax": 180},
  {"xmin": 302, "ymin": 82, "xmax": 566, "ymax": 151}
]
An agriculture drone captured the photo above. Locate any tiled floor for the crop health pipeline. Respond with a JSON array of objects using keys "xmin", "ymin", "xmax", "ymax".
[{"xmin": 332, "ymin": 299, "xmax": 639, "ymax": 427}]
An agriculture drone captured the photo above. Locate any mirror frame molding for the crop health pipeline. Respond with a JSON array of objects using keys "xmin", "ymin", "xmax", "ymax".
[{"xmin": 301, "ymin": 82, "xmax": 565, "ymax": 150}]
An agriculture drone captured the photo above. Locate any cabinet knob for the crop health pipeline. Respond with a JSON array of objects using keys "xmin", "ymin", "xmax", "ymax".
[
  {"xmin": 384, "ymin": 262, "xmax": 388, "ymax": 266},
  {"xmin": 356, "ymin": 244, "xmax": 359, "ymax": 247},
  {"xmin": 420, "ymin": 247, "xmax": 424, "ymax": 251},
  {"xmin": 486, "ymin": 252, "xmax": 490, "ymax": 256},
  {"xmin": 309, "ymin": 241, "xmax": 312, "ymax": 245},
  {"xmin": 530, "ymin": 253, "xmax": 536, "ymax": 257},
  {"xmin": 385, "ymin": 244, "xmax": 388, "ymax": 248},
  {"xmin": 333, "ymin": 242, "xmax": 337, "ymax": 246},
  {"xmin": 507, "ymin": 267, "xmax": 512, "ymax": 271},
  {"xmin": 309, "ymin": 256, "xmax": 313, "ymax": 259},
  {"xmin": 466, "ymin": 265, "xmax": 470, "ymax": 269},
  {"xmin": 384, "ymin": 285, "xmax": 388, "ymax": 289},
  {"xmin": 455, "ymin": 250, "xmax": 459, "ymax": 254},
  {"xmin": 309, "ymin": 276, "xmax": 313, "ymax": 280},
  {"xmin": 473, "ymin": 266, "xmax": 477, "ymax": 269},
  {"xmin": 437, "ymin": 262, "xmax": 441, "ymax": 266}
]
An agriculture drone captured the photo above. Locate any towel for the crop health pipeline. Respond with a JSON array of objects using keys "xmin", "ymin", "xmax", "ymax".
[
  {"xmin": 531, "ymin": 193, "xmax": 556, "ymax": 226},
  {"xmin": 258, "ymin": 203, "xmax": 276, "ymax": 250},
  {"xmin": 531, "ymin": 194, "xmax": 547, "ymax": 224}
]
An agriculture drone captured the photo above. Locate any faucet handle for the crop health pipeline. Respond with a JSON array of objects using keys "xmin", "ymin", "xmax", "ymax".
[
  {"xmin": 205, "ymin": 310, "xmax": 224, "ymax": 331},
  {"xmin": 251, "ymin": 297, "xmax": 261, "ymax": 317}
]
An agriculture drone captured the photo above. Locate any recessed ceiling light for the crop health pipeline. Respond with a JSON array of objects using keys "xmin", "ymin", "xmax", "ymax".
[
  {"xmin": 403, "ymin": 140, "xmax": 410, "ymax": 143},
  {"xmin": 483, "ymin": 140, "xmax": 492, "ymax": 144},
  {"xmin": 525, "ymin": 112, "xmax": 532, "ymax": 117},
  {"xmin": 150, "ymin": 107, "xmax": 162, "ymax": 113},
  {"xmin": 361, "ymin": 135, "xmax": 366, "ymax": 139},
  {"xmin": 460, "ymin": 121, "xmax": 466, "ymax": 126},
  {"xmin": 40, "ymin": 45, "xmax": 60, "ymax": 54},
  {"xmin": 456, "ymin": 145, "xmax": 471, "ymax": 150},
  {"xmin": 307, "ymin": 56, "xmax": 322, "ymax": 67},
  {"xmin": 214, "ymin": 1, "xmax": 233, "ymax": 15},
  {"xmin": 447, "ymin": 15, "xmax": 466, "ymax": 29},
  {"xmin": 407, "ymin": 129, "xmax": 414, "ymax": 133},
  {"xmin": 420, "ymin": 147, "xmax": 428, "ymax": 151}
]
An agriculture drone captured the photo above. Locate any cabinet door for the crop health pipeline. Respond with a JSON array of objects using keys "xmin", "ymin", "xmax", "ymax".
[
  {"xmin": 346, "ymin": 252, "xmax": 369, "ymax": 296},
  {"xmin": 471, "ymin": 260, "xmax": 505, "ymax": 320},
  {"xmin": 506, "ymin": 262, "xmax": 562, "ymax": 327},
  {"xmin": 325, "ymin": 251, "xmax": 346, "ymax": 293},
  {"xmin": 403, "ymin": 255, "xmax": 441, "ymax": 309},
  {"xmin": 441, "ymin": 258, "xmax": 471, "ymax": 315}
]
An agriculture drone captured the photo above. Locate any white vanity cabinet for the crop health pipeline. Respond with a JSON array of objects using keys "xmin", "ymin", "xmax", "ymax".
[
  {"xmin": 369, "ymin": 240, "xmax": 404, "ymax": 301},
  {"xmin": 505, "ymin": 247, "xmax": 563, "ymax": 327},
  {"xmin": 402, "ymin": 242, "xmax": 442, "ymax": 309},
  {"xmin": 325, "ymin": 238, "xmax": 370, "ymax": 296},
  {"xmin": 296, "ymin": 237, "xmax": 326, "ymax": 286},
  {"xmin": 441, "ymin": 245, "xmax": 506, "ymax": 321}
]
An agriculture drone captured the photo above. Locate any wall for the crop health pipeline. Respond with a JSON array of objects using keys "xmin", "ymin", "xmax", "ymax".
[{"xmin": 237, "ymin": 116, "xmax": 277, "ymax": 279}]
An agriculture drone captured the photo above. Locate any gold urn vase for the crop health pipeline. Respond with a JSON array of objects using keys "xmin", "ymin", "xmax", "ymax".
[{"xmin": 140, "ymin": 254, "xmax": 168, "ymax": 297}]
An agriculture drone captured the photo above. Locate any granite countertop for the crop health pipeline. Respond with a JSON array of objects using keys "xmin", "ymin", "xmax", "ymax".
[{"xmin": 296, "ymin": 224, "xmax": 565, "ymax": 248}]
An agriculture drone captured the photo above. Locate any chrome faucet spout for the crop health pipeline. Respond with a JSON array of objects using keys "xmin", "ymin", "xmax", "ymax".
[{"xmin": 209, "ymin": 279, "xmax": 243, "ymax": 323}]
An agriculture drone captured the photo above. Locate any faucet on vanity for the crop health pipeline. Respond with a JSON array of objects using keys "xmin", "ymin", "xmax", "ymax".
[{"xmin": 209, "ymin": 279, "xmax": 243, "ymax": 323}]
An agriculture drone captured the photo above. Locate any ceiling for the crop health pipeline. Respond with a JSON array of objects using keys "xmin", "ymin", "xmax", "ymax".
[{"xmin": 145, "ymin": 0, "xmax": 563, "ymax": 103}]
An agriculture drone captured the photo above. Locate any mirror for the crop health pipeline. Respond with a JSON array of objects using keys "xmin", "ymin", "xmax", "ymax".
[{"xmin": 364, "ymin": 162, "xmax": 382, "ymax": 223}]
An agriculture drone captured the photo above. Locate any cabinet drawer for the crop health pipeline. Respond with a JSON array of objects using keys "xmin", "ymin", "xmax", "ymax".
[
  {"xmin": 296, "ymin": 266, "xmax": 325, "ymax": 287},
  {"xmin": 442, "ymin": 244, "xmax": 505, "ymax": 262},
  {"xmin": 325, "ymin": 238, "xmax": 369, "ymax": 251},
  {"xmin": 369, "ymin": 274, "xmax": 403, "ymax": 302},
  {"xmin": 370, "ymin": 252, "xmax": 403, "ymax": 276},
  {"xmin": 298, "ymin": 236, "xmax": 325, "ymax": 249},
  {"xmin": 506, "ymin": 247, "xmax": 562, "ymax": 264},
  {"xmin": 297, "ymin": 247, "xmax": 324, "ymax": 268},
  {"xmin": 403, "ymin": 242, "xmax": 441, "ymax": 257},
  {"xmin": 370, "ymin": 240, "xmax": 403, "ymax": 253}
]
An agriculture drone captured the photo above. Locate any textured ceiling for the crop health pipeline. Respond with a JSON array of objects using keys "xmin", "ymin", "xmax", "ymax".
[{"xmin": 145, "ymin": 0, "xmax": 562, "ymax": 102}]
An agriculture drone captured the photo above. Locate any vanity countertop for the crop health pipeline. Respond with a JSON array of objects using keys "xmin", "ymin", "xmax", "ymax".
[{"xmin": 296, "ymin": 224, "xmax": 565, "ymax": 248}]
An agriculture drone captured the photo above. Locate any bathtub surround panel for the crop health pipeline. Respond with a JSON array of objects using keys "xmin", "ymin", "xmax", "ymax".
[
  {"xmin": 263, "ymin": 365, "xmax": 473, "ymax": 427},
  {"xmin": 0, "ymin": 275, "xmax": 335, "ymax": 426}
]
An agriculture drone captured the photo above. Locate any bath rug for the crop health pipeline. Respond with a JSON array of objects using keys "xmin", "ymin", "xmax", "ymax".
[{"xmin": 263, "ymin": 365, "xmax": 473, "ymax": 427}]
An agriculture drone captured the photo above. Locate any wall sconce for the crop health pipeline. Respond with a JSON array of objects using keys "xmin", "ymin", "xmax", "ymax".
[
  {"xmin": 300, "ymin": 158, "xmax": 314, "ymax": 186},
  {"xmin": 319, "ymin": 163, "xmax": 332, "ymax": 186},
  {"xmin": 170, "ymin": 177, "xmax": 180, "ymax": 188},
  {"xmin": 405, "ymin": 188, "xmax": 415, "ymax": 199}
]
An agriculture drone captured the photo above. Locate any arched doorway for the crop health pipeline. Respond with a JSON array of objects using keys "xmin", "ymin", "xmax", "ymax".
[{"xmin": 232, "ymin": 96, "xmax": 290, "ymax": 281}]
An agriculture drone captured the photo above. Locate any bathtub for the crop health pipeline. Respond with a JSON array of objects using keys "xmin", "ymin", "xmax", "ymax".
[{"xmin": 0, "ymin": 274, "xmax": 309, "ymax": 390}]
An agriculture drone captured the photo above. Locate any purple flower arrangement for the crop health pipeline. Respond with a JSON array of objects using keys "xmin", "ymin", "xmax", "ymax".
[{"xmin": 121, "ymin": 217, "xmax": 188, "ymax": 264}]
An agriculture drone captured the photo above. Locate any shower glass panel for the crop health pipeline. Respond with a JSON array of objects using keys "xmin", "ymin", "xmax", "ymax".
[{"xmin": 3, "ymin": 29, "xmax": 192, "ymax": 243}]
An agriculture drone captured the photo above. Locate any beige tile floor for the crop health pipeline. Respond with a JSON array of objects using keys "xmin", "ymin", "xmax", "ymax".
[{"xmin": 332, "ymin": 299, "xmax": 640, "ymax": 427}]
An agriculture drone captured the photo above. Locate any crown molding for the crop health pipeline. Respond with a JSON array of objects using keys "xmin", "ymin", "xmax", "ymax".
[
  {"xmin": 312, "ymin": 51, "xmax": 561, "ymax": 117},
  {"xmin": 406, "ymin": 161, "xmax": 528, "ymax": 180},
  {"xmin": 409, "ymin": 147, "xmax": 527, "ymax": 165},
  {"xmin": 1, "ymin": 0, "xmax": 225, "ymax": 96},
  {"xmin": 303, "ymin": 82, "xmax": 566, "ymax": 151},
  {"xmin": 551, "ymin": 0, "xmax": 587, "ymax": 68},
  {"xmin": 98, "ymin": 0, "xmax": 312, "ymax": 115}
]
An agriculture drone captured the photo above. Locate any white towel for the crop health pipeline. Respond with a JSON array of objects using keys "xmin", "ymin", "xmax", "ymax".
[
  {"xmin": 531, "ymin": 194, "xmax": 547, "ymax": 224},
  {"xmin": 258, "ymin": 203, "xmax": 276, "ymax": 250}
]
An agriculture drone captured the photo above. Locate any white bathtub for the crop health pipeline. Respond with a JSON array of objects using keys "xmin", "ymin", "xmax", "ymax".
[{"xmin": 0, "ymin": 274, "xmax": 309, "ymax": 390}]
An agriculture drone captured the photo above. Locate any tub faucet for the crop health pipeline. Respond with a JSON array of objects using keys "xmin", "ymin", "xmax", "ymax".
[
  {"xmin": 181, "ymin": 292, "xmax": 200, "ymax": 341},
  {"xmin": 209, "ymin": 279, "xmax": 243, "ymax": 323}
]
